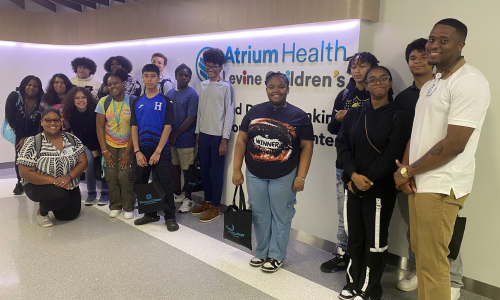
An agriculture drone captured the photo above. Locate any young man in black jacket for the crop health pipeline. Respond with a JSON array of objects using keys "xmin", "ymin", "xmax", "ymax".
[{"xmin": 321, "ymin": 52, "xmax": 379, "ymax": 273}]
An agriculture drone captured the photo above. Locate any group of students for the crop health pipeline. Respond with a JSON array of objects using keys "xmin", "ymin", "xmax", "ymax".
[{"xmin": 4, "ymin": 18, "xmax": 490, "ymax": 300}]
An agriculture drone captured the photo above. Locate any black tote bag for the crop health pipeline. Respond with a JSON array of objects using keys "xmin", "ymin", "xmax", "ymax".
[
  {"xmin": 93, "ymin": 156, "xmax": 106, "ymax": 182},
  {"xmin": 135, "ymin": 181, "xmax": 167, "ymax": 214},
  {"xmin": 182, "ymin": 154, "xmax": 203, "ymax": 193},
  {"xmin": 223, "ymin": 185, "xmax": 252, "ymax": 250},
  {"xmin": 448, "ymin": 216, "xmax": 466, "ymax": 260}
]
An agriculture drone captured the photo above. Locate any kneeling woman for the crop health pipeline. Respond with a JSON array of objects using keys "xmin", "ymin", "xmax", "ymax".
[
  {"xmin": 336, "ymin": 66, "xmax": 411, "ymax": 300},
  {"xmin": 17, "ymin": 108, "xmax": 87, "ymax": 227},
  {"xmin": 232, "ymin": 72, "xmax": 314, "ymax": 272}
]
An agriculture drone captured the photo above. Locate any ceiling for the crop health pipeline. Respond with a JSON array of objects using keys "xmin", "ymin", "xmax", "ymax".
[{"xmin": 6, "ymin": 0, "xmax": 137, "ymax": 13}]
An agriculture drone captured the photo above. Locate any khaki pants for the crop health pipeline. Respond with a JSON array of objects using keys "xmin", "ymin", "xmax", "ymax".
[
  {"xmin": 104, "ymin": 145, "xmax": 134, "ymax": 212},
  {"xmin": 409, "ymin": 190, "xmax": 468, "ymax": 300}
]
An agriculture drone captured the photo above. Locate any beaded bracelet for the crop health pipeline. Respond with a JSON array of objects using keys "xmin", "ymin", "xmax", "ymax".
[{"xmin": 102, "ymin": 150, "xmax": 109, "ymax": 155}]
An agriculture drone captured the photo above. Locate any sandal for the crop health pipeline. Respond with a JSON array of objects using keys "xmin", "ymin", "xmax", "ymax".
[
  {"xmin": 165, "ymin": 219, "xmax": 179, "ymax": 232},
  {"xmin": 134, "ymin": 215, "xmax": 160, "ymax": 225}
]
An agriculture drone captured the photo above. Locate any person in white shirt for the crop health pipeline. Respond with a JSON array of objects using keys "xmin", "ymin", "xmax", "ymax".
[
  {"xmin": 70, "ymin": 57, "xmax": 102, "ymax": 99},
  {"xmin": 394, "ymin": 18, "xmax": 490, "ymax": 300}
]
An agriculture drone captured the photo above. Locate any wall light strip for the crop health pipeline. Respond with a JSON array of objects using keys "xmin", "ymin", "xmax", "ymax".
[{"xmin": 0, "ymin": 20, "xmax": 359, "ymax": 50}]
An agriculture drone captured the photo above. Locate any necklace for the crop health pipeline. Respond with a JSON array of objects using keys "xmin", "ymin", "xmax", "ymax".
[{"xmin": 112, "ymin": 98, "xmax": 125, "ymax": 129}]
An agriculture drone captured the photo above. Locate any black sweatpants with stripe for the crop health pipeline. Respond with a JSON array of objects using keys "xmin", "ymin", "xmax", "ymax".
[{"xmin": 345, "ymin": 189, "xmax": 397, "ymax": 300}]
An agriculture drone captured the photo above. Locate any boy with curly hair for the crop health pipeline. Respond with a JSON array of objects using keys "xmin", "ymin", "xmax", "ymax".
[
  {"xmin": 70, "ymin": 57, "xmax": 101, "ymax": 98},
  {"xmin": 191, "ymin": 48, "xmax": 234, "ymax": 222}
]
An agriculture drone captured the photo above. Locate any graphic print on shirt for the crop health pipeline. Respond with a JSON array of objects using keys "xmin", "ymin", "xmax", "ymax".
[
  {"xmin": 344, "ymin": 95, "xmax": 369, "ymax": 110},
  {"xmin": 248, "ymin": 118, "xmax": 296, "ymax": 162}
]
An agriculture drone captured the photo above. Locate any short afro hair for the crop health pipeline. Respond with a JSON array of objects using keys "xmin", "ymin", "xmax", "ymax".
[
  {"xmin": 405, "ymin": 38, "xmax": 428, "ymax": 63},
  {"xmin": 435, "ymin": 18, "xmax": 467, "ymax": 41},
  {"xmin": 202, "ymin": 48, "xmax": 226, "ymax": 66},
  {"xmin": 175, "ymin": 63, "xmax": 192, "ymax": 77},
  {"xmin": 346, "ymin": 52, "xmax": 379, "ymax": 75},
  {"xmin": 71, "ymin": 57, "xmax": 97, "ymax": 75},
  {"xmin": 142, "ymin": 64, "xmax": 160, "ymax": 76},
  {"xmin": 104, "ymin": 56, "xmax": 133, "ymax": 73}
]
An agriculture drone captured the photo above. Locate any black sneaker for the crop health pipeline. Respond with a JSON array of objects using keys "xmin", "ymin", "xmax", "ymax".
[
  {"xmin": 321, "ymin": 252, "xmax": 349, "ymax": 273},
  {"xmin": 249, "ymin": 257, "xmax": 267, "ymax": 267},
  {"xmin": 134, "ymin": 215, "xmax": 160, "ymax": 225},
  {"xmin": 13, "ymin": 183, "xmax": 24, "ymax": 195},
  {"xmin": 339, "ymin": 285, "xmax": 357, "ymax": 300},
  {"xmin": 261, "ymin": 258, "xmax": 284, "ymax": 272}
]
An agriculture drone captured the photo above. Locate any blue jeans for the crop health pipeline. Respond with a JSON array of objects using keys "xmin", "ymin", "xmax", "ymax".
[
  {"xmin": 398, "ymin": 192, "xmax": 463, "ymax": 288},
  {"xmin": 336, "ymin": 168, "xmax": 348, "ymax": 251},
  {"xmin": 84, "ymin": 147, "xmax": 108, "ymax": 193},
  {"xmin": 246, "ymin": 168, "xmax": 297, "ymax": 261},
  {"xmin": 198, "ymin": 133, "xmax": 225, "ymax": 207}
]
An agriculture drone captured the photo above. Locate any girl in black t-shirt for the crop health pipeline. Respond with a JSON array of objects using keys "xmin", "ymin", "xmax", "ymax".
[
  {"xmin": 63, "ymin": 86, "xmax": 109, "ymax": 207},
  {"xmin": 232, "ymin": 72, "xmax": 314, "ymax": 273}
]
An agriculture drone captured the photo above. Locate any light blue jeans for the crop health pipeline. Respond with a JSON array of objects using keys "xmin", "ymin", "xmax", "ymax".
[
  {"xmin": 84, "ymin": 147, "xmax": 108, "ymax": 193},
  {"xmin": 246, "ymin": 168, "xmax": 297, "ymax": 261},
  {"xmin": 336, "ymin": 168, "xmax": 348, "ymax": 251},
  {"xmin": 398, "ymin": 192, "xmax": 463, "ymax": 288}
]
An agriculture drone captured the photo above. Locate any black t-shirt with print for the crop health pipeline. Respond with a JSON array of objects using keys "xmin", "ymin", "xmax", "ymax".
[{"xmin": 240, "ymin": 102, "xmax": 314, "ymax": 179}]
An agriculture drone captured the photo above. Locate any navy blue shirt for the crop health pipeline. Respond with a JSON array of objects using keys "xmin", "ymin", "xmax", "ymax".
[
  {"xmin": 240, "ymin": 102, "xmax": 314, "ymax": 179},
  {"xmin": 130, "ymin": 93, "xmax": 175, "ymax": 156},
  {"xmin": 166, "ymin": 87, "xmax": 199, "ymax": 148}
]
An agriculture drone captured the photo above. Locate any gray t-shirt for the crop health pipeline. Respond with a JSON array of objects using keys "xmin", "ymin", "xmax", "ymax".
[{"xmin": 195, "ymin": 79, "xmax": 235, "ymax": 139}]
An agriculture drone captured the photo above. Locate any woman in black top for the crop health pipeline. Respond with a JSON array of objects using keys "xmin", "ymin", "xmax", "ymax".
[
  {"xmin": 40, "ymin": 74, "xmax": 74, "ymax": 131},
  {"xmin": 335, "ymin": 66, "xmax": 411, "ymax": 300},
  {"xmin": 232, "ymin": 72, "xmax": 314, "ymax": 272},
  {"xmin": 4, "ymin": 75, "xmax": 44, "ymax": 195},
  {"xmin": 63, "ymin": 86, "xmax": 109, "ymax": 206},
  {"xmin": 17, "ymin": 108, "xmax": 87, "ymax": 227}
]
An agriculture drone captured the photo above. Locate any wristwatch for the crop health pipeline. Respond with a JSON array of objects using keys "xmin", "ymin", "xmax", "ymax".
[{"xmin": 401, "ymin": 167, "xmax": 410, "ymax": 179}]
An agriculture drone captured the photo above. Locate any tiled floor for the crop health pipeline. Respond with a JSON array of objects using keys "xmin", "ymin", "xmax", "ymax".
[{"xmin": 0, "ymin": 169, "xmax": 491, "ymax": 300}]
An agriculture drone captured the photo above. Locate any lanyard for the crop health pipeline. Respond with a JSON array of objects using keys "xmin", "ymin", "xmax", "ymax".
[{"xmin": 112, "ymin": 96, "xmax": 126, "ymax": 128}]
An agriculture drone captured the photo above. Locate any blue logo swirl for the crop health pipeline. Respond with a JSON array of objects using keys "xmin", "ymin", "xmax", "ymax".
[
  {"xmin": 196, "ymin": 47, "xmax": 211, "ymax": 82},
  {"xmin": 146, "ymin": 194, "xmax": 152, "ymax": 200}
]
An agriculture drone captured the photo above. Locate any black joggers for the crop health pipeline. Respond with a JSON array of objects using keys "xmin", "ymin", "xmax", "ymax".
[
  {"xmin": 345, "ymin": 189, "xmax": 397, "ymax": 300},
  {"xmin": 24, "ymin": 183, "xmax": 81, "ymax": 220}
]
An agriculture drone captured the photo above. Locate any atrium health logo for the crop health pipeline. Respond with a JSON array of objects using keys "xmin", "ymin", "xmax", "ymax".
[{"xmin": 196, "ymin": 47, "xmax": 211, "ymax": 81}]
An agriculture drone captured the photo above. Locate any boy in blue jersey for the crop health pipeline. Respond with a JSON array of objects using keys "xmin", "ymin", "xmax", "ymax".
[
  {"xmin": 130, "ymin": 64, "xmax": 178, "ymax": 231},
  {"xmin": 191, "ymin": 48, "xmax": 235, "ymax": 222},
  {"xmin": 167, "ymin": 64, "xmax": 199, "ymax": 213}
]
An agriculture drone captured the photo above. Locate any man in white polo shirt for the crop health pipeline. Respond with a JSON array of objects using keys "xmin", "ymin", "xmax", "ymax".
[{"xmin": 394, "ymin": 18, "xmax": 490, "ymax": 300}]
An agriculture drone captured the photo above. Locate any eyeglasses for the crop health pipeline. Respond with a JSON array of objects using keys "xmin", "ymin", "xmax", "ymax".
[
  {"xmin": 205, "ymin": 64, "xmax": 220, "ymax": 71},
  {"xmin": 366, "ymin": 76, "xmax": 391, "ymax": 85},
  {"xmin": 43, "ymin": 119, "xmax": 61, "ymax": 124}
]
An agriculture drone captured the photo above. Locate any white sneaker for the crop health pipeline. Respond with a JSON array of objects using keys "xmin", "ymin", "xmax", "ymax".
[
  {"xmin": 109, "ymin": 210, "xmax": 121, "ymax": 218},
  {"xmin": 37, "ymin": 214, "xmax": 53, "ymax": 227},
  {"xmin": 451, "ymin": 287, "xmax": 460, "ymax": 300},
  {"xmin": 396, "ymin": 273, "xmax": 418, "ymax": 292},
  {"xmin": 178, "ymin": 198, "xmax": 194, "ymax": 213},
  {"xmin": 123, "ymin": 211, "xmax": 134, "ymax": 219},
  {"xmin": 174, "ymin": 192, "xmax": 184, "ymax": 203}
]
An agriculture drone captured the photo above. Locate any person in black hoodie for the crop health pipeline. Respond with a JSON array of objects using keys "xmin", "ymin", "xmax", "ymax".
[
  {"xmin": 5, "ymin": 75, "xmax": 44, "ymax": 195},
  {"xmin": 322, "ymin": 52, "xmax": 379, "ymax": 273},
  {"xmin": 336, "ymin": 66, "xmax": 411, "ymax": 300}
]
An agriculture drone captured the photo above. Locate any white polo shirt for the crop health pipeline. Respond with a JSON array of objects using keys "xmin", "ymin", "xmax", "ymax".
[{"xmin": 409, "ymin": 61, "xmax": 490, "ymax": 198}]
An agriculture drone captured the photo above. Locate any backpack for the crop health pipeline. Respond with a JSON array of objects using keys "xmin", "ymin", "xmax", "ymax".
[
  {"xmin": 34, "ymin": 132, "xmax": 76, "ymax": 158},
  {"xmin": 102, "ymin": 94, "xmax": 138, "ymax": 114},
  {"xmin": 1, "ymin": 92, "xmax": 22, "ymax": 145}
]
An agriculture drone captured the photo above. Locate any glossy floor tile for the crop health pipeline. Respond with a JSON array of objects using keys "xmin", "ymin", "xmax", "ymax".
[{"xmin": 0, "ymin": 172, "xmax": 491, "ymax": 300}]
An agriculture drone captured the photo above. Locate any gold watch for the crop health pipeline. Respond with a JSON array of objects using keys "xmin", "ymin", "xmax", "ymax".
[{"xmin": 401, "ymin": 167, "xmax": 410, "ymax": 179}]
